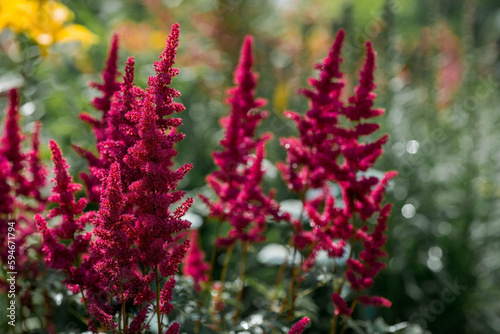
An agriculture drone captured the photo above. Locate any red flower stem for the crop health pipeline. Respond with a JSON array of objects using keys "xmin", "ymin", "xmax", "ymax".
[{"xmin": 233, "ymin": 241, "xmax": 248, "ymax": 323}]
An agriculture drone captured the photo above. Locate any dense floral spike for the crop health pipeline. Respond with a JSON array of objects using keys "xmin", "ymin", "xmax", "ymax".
[
  {"xmin": 128, "ymin": 306, "xmax": 150, "ymax": 334},
  {"xmin": 85, "ymin": 23, "xmax": 192, "ymax": 332},
  {"xmin": 83, "ymin": 34, "xmax": 121, "ymax": 142},
  {"xmin": 91, "ymin": 162, "xmax": 130, "ymax": 285},
  {"xmin": 23, "ymin": 122, "xmax": 48, "ymax": 202},
  {"xmin": 183, "ymin": 230, "xmax": 210, "ymax": 291},
  {"xmin": 107, "ymin": 57, "xmax": 143, "ymax": 147},
  {"xmin": 288, "ymin": 317, "xmax": 310, "ymax": 334},
  {"xmin": 35, "ymin": 140, "xmax": 93, "ymax": 292},
  {"xmin": 165, "ymin": 322, "xmax": 180, "ymax": 334},
  {"xmin": 331, "ymin": 293, "xmax": 352, "ymax": 316},
  {"xmin": 358, "ymin": 295, "xmax": 391, "ymax": 308},
  {"xmin": 0, "ymin": 90, "xmax": 25, "ymax": 183},
  {"xmin": 201, "ymin": 36, "xmax": 287, "ymax": 247},
  {"xmin": 76, "ymin": 35, "xmax": 121, "ymax": 202},
  {"xmin": 278, "ymin": 30, "xmax": 396, "ymax": 320},
  {"xmin": 147, "ymin": 23, "xmax": 185, "ymax": 128},
  {"xmin": 0, "ymin": 91, "xmax": 49, "ymax": 324},
  {"xmin": 88, "ymin": 303, "xmax": 117, "ymax": 330},
  {"xmin": 0, "ymin": 157, "xmax": 13, "ymax": 214}
]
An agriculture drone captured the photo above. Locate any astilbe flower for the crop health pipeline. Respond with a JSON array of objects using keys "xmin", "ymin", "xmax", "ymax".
[
  {"xmin": 0, "ymin": 89, "xmax": 50, "ymax": 322},
  {"xmin": 35, "ymin": 140, "xmax": 94, "ymax": 295},
  {"xmin": 278, "ymin": 30, "xmax": 396, "ymax": 320},
  {"xmin": 85, "ymin": 23, "xmax": 192, "ymax": 333},
  {"xmin": 75, "ymin": 34, "xmax": 121, "ymax": 202},
  {"xmin": 200, "ymin": 36, "xmax": 287, "ymax": 248},
  {"xmin": 183, "ymin": 230, "xmax": 210, "ymax": 291},
  {"xmin": 288, "ymin": 317, "xmax": 310, "ymax": 334}
]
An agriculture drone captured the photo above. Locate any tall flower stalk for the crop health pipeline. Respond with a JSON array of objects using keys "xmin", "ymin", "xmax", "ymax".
[
  {"xmin": 35, "ymin": 140, "xmax": 95, "ymax": 311},
  {"xmin": 87, "ymin": 23, "xmax": 193, "ymax": 333},
  {"xmin": 0, "ymin": 89, "xmax": 50, "ymax": 330},
  {"xmin": 277, "ymin": 30, "xmax": 396, "ymax": 333},
  {"xmin": 36, "ymin": 23, "xmax": 192, "ymax": 334},
  {"xmin": 74, "ymin": 34, "xmax": 121, "ymax": 202},
  {"xmin": 200, "ymin": 36, "xmax": 287, "ymax": 323}
]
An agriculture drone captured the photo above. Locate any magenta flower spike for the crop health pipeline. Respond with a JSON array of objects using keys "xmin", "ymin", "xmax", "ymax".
[
  {"xmin": 76, "ymin": 34, "xmax": 121, "ymax": 202},
  {"xmin": 35, "ymin": 141, "xmax": 93, "ymax": 285},
  {"xmin": 201, "ymin": 36, "xmax": 286, "ymax": 248},
  {"xmin": 85, "ymin": 23, "xmax": 192, "ymax": 332},
  {"xmin": 81, "ymin": 34, "xmax": 121, "ymax": 142},
  {"xmin": 278, "ymin": 30, "xmax": 396, "ymax": 320},
  {"xmin": 183, "ymin": 230, "xmax": 210, "ymax": 291},
  {"xmin": 0, "ymin": 90, "xmax": 25, "ymax": 183},
  {"xmin": 288, "ymin": 317, "xmax": 310, "ymax": 334},
  {"xmin": 0, "ymin": 90, "xmax": 52, "ymax": 325},
  {"xmin": 24, "ymin": 122, "xmax": 48, "ymax": 203}
]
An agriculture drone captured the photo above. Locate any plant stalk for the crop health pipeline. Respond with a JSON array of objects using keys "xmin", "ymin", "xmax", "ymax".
[
  {"xmin": 155, "ymin": 267, "xmax": 162, "ymax": 334},
  {"xmin": 233, "ymin": 241, "xmax": 248, "ymax": 323}
]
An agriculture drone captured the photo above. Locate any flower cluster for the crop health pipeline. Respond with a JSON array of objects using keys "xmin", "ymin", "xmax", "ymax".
[
  {"xmin": 288, "ymin": 317, "xmax": 310, "ymax": 334},
  {"xmin": 88, "ymin": 23, "xmax": 192, "ymax": 334},
  {"xmin": 0, "ymin": 89, "xmax": 50, "ymax": 325},
  {"xmin": 75, "ymin": 34, "xmax": 121, "ymax": 202},
  {"xmin": 200, "ymin": 36, "xmax": 287, "ymax": 248},
  {"xmin": 2, "ymin": 20, "xmax": 395, "ymax": 334},
  {"xmin": 278, "ymin": 29, "xmax": 396, "ymax": 321},
  {"xmin": 182, "ymin": 230, "xmax": 209, "ymax": 291},
  {"xmin": 35, "ymin": 140, "xmax": 96, "ymax": 299},
  {"xmin": 36, "ymin": 23, "xmax": 192, "ymax": 333}
]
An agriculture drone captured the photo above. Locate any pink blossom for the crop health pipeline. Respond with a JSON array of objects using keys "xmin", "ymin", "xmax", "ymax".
[
  {"xmin": 36, "ymin": 140, "xmax": 94, "ymax": 295},
  {"xmin": 88, "ymin": 303, "xmax": 117, "ymax": 330},
  {"xmin": 331, "ymin": 293, "xmax": 352, "ymax": 316},
  {"xmin": 288, "ymin": 316, "xmax": 310, "ymax": 334},
  {"xmin": 279, "ymin": 30, "xmax": 396, "ymax": 317},
  {"xmin": 359, "ymin": 295, "xmax": 391, "ymax": 308},
  {"xmin": 201, "ymin": 36, "xmax": 287, "ymax": 248},
  {"xmin": 76, "ymin": 34, "xmax": 121, "ymax": 202},
  {"xmin": 165, "ymin": 322, "xmax": 180, "ymax": 334},
  {"xmin": 84, "ymin": 23, "xmax": 192, "ymax": 332},
  {"xmin": 0, "ymin": 90, "xmax": 48, "ymax": 318},
  {"xmin": 183, "ymin": 230, "xmax": 209, "ymax": 291}
]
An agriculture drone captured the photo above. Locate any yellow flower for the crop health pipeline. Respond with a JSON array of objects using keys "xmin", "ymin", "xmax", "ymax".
[{"xmin": 0, "ymin": 0, "xmax": 97, "ymax": 55}]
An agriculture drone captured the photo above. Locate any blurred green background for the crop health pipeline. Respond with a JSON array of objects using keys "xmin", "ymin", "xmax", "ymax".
[{"xmin": 1, "ymin": 0, "xmax": 500, "ymax": 333}]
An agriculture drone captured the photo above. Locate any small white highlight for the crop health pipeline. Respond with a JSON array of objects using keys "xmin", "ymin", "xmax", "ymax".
[
  {"xmin": 406, "ymin": 140, "xmax": 420, "ymax": 154},
  {"xmin": 401, "ymin": 204, "xmax": 416, "ymax": 218}
]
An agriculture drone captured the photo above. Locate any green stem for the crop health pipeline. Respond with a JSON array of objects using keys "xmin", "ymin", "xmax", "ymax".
[
  {"xmin": 270, "ymin": 237, "xmax": 294, "ymax": 312},
  {"xmin": 233, "ymin": 242, "xmax": 248, "ymax": 323},
  {"xmin": 212, "ymin": 243, "xmax": 235, "ymax": 319},
  {"xmin": 330, "ymin": 208, "xmax": 357, "ymax": 334},
  {"xmin": 121, "ymin": 283, "xmax": 127, "ymax": 333},
  {"xmin": 156, "ymin": 267, "xmax": 162, "ymax": 334},
  {"xmin": 207, "ymin": 220, "xmax": 222, "ymax": 285},
  {"xmin": 286, "ymin": 265, "xmax": 301, "ymax": 321}
]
